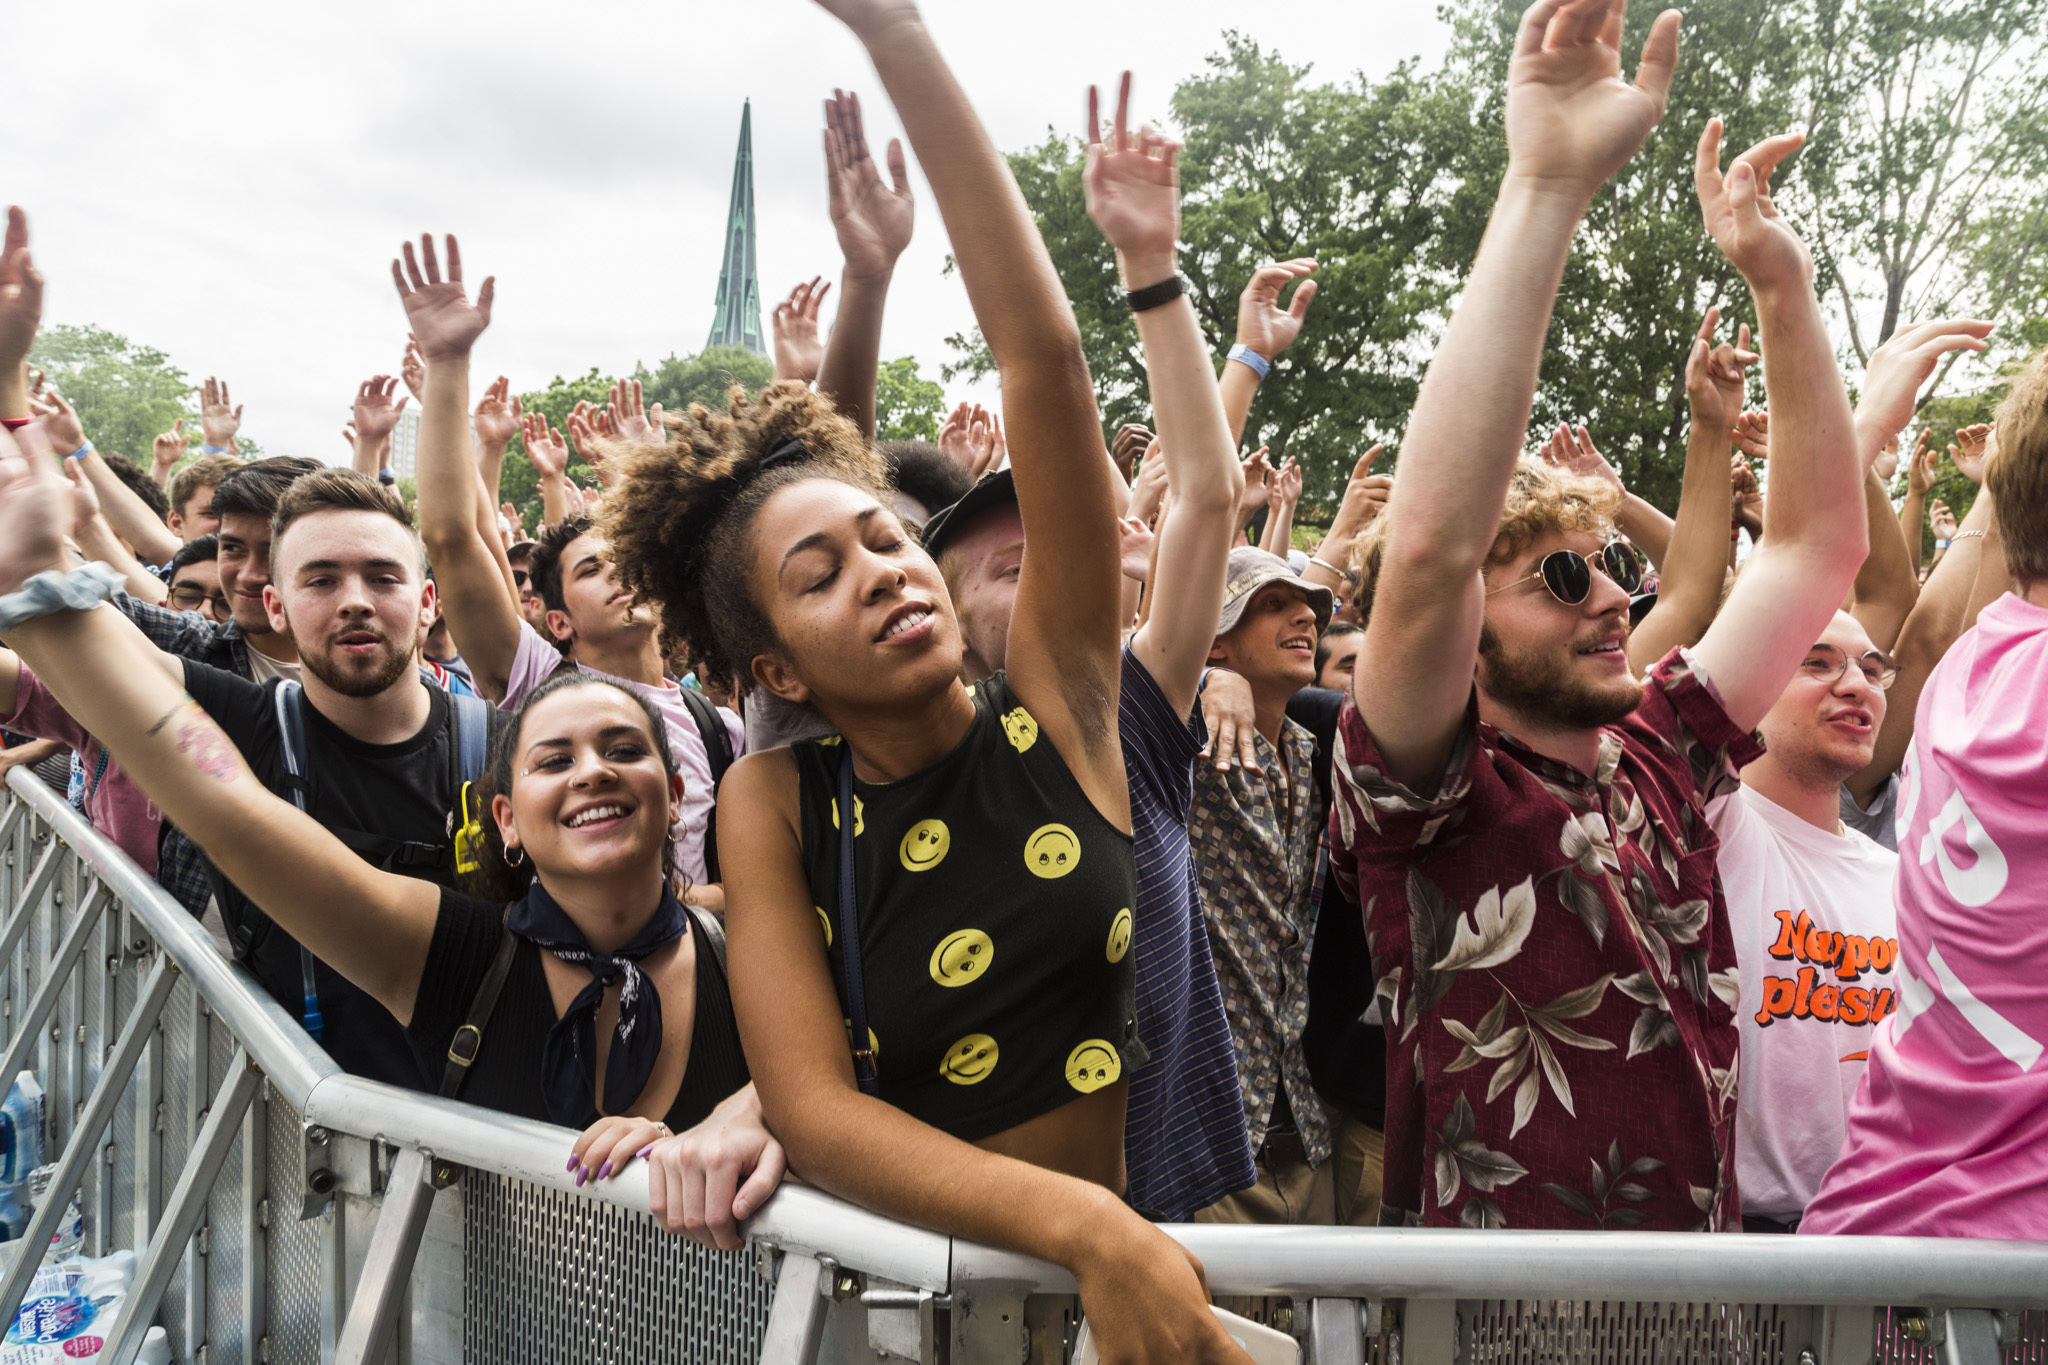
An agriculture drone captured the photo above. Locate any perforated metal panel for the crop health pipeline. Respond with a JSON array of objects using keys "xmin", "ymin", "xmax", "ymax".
[
  {"xmin": 265, "ymin": 1094, "xmax": 325, "ymax": 1365},
  {"xmin": 460, "ymin": 1168, "xmax": 774, "ymax": 1364}
]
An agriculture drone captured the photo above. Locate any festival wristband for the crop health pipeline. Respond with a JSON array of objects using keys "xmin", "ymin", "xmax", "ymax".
[
  {"xmin": 1227, "ymin": 344, "xmax": 1271, "ymax": 380},
  {"xmin": 378, "ymin": 467, "xmax": 396, "ymax": 486},
  {"xmin": 0, "ymin": 563, "xmax": 127, "ymax": 633},
  {"xmin": 62, "ymin": 440, "xmax": 93, "ymax": 462},
  {"xmin": 1125, "ymin": 273, "xmax": 1187, "ymax": 313},
  {"xmin": 0, "ymin": 418, "xmax": 28, "ymax": 432}
]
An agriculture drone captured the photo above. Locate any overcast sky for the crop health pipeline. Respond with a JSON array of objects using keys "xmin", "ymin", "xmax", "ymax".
[{"xmin": 12, "ymin": 0, "xmax": 1451, "ymax": 460}]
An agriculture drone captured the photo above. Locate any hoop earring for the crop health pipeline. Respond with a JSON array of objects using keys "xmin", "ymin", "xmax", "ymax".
[{"xmin": 503, "ymin": 844, "xmax": 527, "ymax": 868}]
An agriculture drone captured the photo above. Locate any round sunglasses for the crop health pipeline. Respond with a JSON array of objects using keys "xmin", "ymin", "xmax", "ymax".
[{"xmin": 1486, "ymin": 540, "xmax": 1643, "ymax": 606}]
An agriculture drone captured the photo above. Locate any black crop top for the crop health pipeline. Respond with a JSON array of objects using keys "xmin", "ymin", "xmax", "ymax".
[{"xmin": 792, "ymin": 674, "xmax": 1145, "ymax": 1141}]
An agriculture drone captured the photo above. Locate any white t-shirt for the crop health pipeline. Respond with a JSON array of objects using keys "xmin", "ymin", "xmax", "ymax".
[
  {"xmin": 501, "ymin": 624, "xmax": 744, "ymax": 885},
  {"xmin": 1707, "ymin": 785, "xmax": 1899, "ymax": 1220}
]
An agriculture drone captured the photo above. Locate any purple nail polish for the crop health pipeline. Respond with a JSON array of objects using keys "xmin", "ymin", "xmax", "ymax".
[
  {"xmin": 575, "ymin": 1167, "xmax": 586, "ymax": 1187},
  {"xmin": 634, "ymin": 1143, "xmax": 654, "ymax": 1159},
  {"xmin": 597, "ymin": 1160, "xmax": 613, "ymax": 1180},
  {"xmin": 566, "ymin": 1155, "xmax": 579, "ymax": 1172}
]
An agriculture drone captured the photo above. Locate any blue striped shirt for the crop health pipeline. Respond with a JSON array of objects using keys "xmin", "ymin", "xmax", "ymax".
[{"xmin": 1120, "ymin": 647, "xmax": 1256, "ymax": 1219}]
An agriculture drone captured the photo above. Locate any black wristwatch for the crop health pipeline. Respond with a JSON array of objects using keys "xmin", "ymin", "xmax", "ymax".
[{"xmin": 1125, "ymin": 273, "xmax": 1187, "ymax": 313}]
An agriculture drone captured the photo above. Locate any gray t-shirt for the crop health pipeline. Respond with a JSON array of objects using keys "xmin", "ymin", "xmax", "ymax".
[{"xmin": 1838, "ymin": 774, "xmax": 1899, "ymax": 852}]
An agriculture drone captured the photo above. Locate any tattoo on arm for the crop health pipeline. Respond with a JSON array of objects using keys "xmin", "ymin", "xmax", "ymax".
[{"xmin": 154, "ymin": 700, "xmax": 240, "ymax": 783}]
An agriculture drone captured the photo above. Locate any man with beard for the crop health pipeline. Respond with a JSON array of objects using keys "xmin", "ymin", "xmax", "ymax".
[
  {"xmin": 165, "ymin": 469, "xmax": 501, "ymax": 1087},
  {"xmin": 1323, "ymin": 2, "xmax": 1956, "ymax": 1230}
]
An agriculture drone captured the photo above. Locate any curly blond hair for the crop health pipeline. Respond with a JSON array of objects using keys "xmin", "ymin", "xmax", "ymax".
[
  {"xmin": 1990, "ymin": 345, "xmax": 2048, "ymax": 588},
  {"xmin": 1347, "ymin": 458, "xmax": 1620, "ymax": 623},
  {"xmin": 595, "ymin": 381, "xmax": 889, "ymax": 689}
]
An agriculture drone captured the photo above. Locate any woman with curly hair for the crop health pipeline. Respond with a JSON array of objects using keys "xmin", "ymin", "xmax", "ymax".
[{"xmin": 594, "ymin": 3, "xmax": 1247, "ymax": 1359}]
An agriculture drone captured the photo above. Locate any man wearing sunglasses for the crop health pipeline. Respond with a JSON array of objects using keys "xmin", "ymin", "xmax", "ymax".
[
  {"xmin": 1704, "ymin": 615, "xmax": 1899, "ymax": 1232},
  {"xmin": 1323, "ymin": 0, "xmax": 1894, "ymax": 1231}
]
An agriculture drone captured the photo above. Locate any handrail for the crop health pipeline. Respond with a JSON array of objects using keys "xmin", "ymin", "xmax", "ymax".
[{"xmin": 4, "ymin": 768, "xmax": 338, "ymax": 1105}]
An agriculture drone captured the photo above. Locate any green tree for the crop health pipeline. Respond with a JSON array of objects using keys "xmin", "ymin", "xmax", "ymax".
[
  {"xmin": 28, "ymin": 324, "xmax": 195, "ymax": 463},
  {"xmin": 638, "ymin": 346, "xmax": 775, "ymax": 416},
  {"xmin": 501, "ymin": 367, "xmax": 617, "ymax": 526},
  {"xmin": 947, "ymin": 35, "xmax": 1484, "ymax": 507},
  {"xmin": 874, "ymin": 356, "xmax": 945, "ymax": 441}
]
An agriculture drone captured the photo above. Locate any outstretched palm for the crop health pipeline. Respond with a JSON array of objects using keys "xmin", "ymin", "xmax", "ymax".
[
  {"xmin": 392, "ymin": 234, "xmax": 494, "ymax": 362},
  {"xmin": 827, "ymin": 92, "xmax": 914, "ymax": 280},
  {"xmin": 1505, "ymin": 0, "xmax": 1679, "ymax": 192},
  {"xmin": 1083, "ymin": 74, "xmax": 1179, "ymax": 262}
]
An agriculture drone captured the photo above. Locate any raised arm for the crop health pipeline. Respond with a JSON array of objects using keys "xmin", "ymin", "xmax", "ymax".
[
  {"xmin": 771, "ymin": 278, "xmax": 830, "ymax": 386},
  {"xmin": 828, "ymin": 2, "xmax": 1124, "ymax": 756},
  {"xmin": 1848, "ymin": 462, "xmax": 1919, "ymax": 652},
  {"xmin": 1301, "ymin": 449, "xmax": 1388, "ymax": 594},
  {"xmin": 393, "ymin": 234, "xmax": 525, "ymax": 701},
  {"xmin": 1353, "ymin": 0, "xmax": 1680, "ymax": 788},
  {"xmin": 1689, "ymin": 121, "xmax": 1987, "ymax": 729},
  {"xmin": 1899, "ymin": 432, "xmax": 1939, "ymax": 572},
  {"xmin": 1220, "ymin": 259, "xmax": 1317, "ymax": 445},
  {"xmin": 1090, "ymin": 77, "xmax": 1246, "ymax": 721},
  {"xmin": 814, "ymin": 92, "xmax": 915, "ymax": 439},
  {"xmin": 0, "ymin": 208, "xmax": 41, "ymax": 422},
  {"xmin": 349, "ymin": 376, "xmax": 409, "ymax": 478},
  {"xmin": 62, "ymin": 462, "xmax": 169, "ymax": 604},
  {"xmin": 1629, "ymin": 308, "xmax": 1752, "ymax": 667},
  {"xmin": 33, "ymin": 391, "xmax": 182, "ymax": 568},
  {"xmin": 0, "ymin": 427, "xmax": 437, "ymax": 1017}
]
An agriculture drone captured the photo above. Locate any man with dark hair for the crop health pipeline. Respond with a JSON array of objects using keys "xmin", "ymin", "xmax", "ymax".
[
  {"xmin": 880, "ymin": 439, "xmax": 973, "ymax": 531},
  {"xmin": 167, "ymin": 534, "xmax": 227, "ymax": 622},
  {"xmin": 1313, "ymin": 622, "xmax": 1363, "ymax": 691}
]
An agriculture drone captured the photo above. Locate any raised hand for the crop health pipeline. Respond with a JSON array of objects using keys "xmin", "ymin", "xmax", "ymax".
[
  {"xmin": 1682, "ymin": 306, "xmax": 1757, "ymax": 436},
  {"xmin": 153, "ymin": 420, "xmax": 188, "ymax": 473},
  {"xmin": 964, "ymin": 405, "xmax": 1005, "ymax": 478},
  {"xmin": 1902, "ymin": 431, "xmax": 1937, "ymax": 494},
  {"xmin": 825, "ymin": 91, "xmax": 915, "ymax": 281},
  {"xmin": 1109, "ymin": 423, "xmax": 1153, "ymax": 483},
  {"xmin": 937, "ymin": 401, "xmax": 976, "ymax": 472},
  {"xmin": 519, "ymin": 412, "xmax": 569, "ymax": 482},
  {"xmin": 1236, "ymin": 259, "xmax": 1319, "ymax": 362},
  {"xmin": 391, "ymin": 234, "xmax": 495, "ymax": 363},
  {"xmin": 351, "ymin": 375, "xmax": 409, "ymax": 445},
  {"xmin": 1929, "ymin": 498, "xmax": 1958, "ymax": 542},
  {"xmin": 1270, "ymin": 456, "xmax": 1302, "ymax": 508},
  {"xmin": 1732, "ymin": 409, "xmax": 1770, "ymax": 461},
  {"xmin": 1951, "ymin": 422, "xmax": 1992, "ymax": 483},
  {"xmin": 1083, "ymin": 74, "xmax": 1179, "ymax": 274},
  {"xmin": 1117, "ymin": 515, "xmax": 1156, "ymax": 582},
  {"xmin": 1505, "ymin": 0, "xmax": 1680, "ymax": 195},
  {"xmin": 567, "ymin": 406, "xmax": 623, "ymax": 489},
  {"xmin": 1730, "ymin": 453, "xmax": 1764, "ymax": 532},
  {"xmin": 1236, "ymin": 448, "xmax": 1274, "ymax": 529},
  {"xmin": 199, "ymin": 377, "xmax": 244, "ymax": 447},
  {"xmin": 474, "ymin": 375, "xmax": 522, "ymax": 449},
  {"xmin": 1545, "ymin": 422, "xmax": 1624, "ymax": 490},
  {"xmin": 62, "ymin": 455, "xmax": 102, "ymax": 527},
  {"xmin": 607, "ymin": 377, "xmax": 659, "ymax": 445},
  {"xmin": 0, "ymin": 207, "xmax": 43, "ymax": 374},
  {"xmin": 401, "ymin": 336, "xmax": 426, "ymax": 401},
  {"xmin": 1695, "ymin": 119, "xmax": 1814, "ymax": 297},
  {"xmin": 0, "ymin": 422, "xmax": 75, "ymax": 594},
  {"xmin": 1855, "ymin": 320, "xmax": 1994, "ymax": 454},
  {"xmin": 771, "ymin": 277, "xmax": 831, "ymax": 385},
  {"xmin": 29, "ymin": 390, "xmax": 86, "ymax": 454},
  {"xmin": 1127, "ymin": 438, "xmax": 1169, "ymax": 524}
]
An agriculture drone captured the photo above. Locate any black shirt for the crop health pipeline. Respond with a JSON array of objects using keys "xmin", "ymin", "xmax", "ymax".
[
  {"xmin": 407, "ymin": 890, "xmax": 750, "ymax": 1128},
  {"xmin": 183, "ymin": 665, "xmax": 505, "ymax": 1090},
  {"xmin": 1288, "ymin": 686, "xmax": 1387, "ymax": 1127}
]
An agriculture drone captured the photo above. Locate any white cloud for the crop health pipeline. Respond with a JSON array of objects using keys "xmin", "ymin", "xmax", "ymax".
[{"xmin": 13, "ymin": 0, "xmax": 1449, "ymax": 460}]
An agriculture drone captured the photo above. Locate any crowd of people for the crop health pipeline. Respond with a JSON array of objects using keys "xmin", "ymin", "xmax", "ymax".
[{"xmin": 1, "ymin": 0, "xmax": 2043, "ymax": 1357}]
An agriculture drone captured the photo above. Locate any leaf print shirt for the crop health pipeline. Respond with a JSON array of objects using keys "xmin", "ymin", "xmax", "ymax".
[{"xmin": 1328, "ymin": 648, "xmax": 1759, "ymax": 1230}]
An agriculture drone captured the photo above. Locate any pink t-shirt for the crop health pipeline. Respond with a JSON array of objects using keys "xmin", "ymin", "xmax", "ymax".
[
  {"xmin": 500, "ymin": 624, "xmax": 744, "ymax": 886},
  {"xmin": 1803, "ymin": 594, "xmax": 2048, "ymax": 1237},
  {"xmin": 5, "ymin": 664, "xmax": 162, "ymax": 874}
]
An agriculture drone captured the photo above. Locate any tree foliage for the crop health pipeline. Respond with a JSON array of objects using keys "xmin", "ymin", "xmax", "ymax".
[
  {"xmin": 28, "ymin": 324, "xmax": 196, "ymax": 465},
  {"xmin": 638, "ymin": 346, "xmax": 775, "ymax": 416},
  {"xmin": 875, "ymin": 356, "xmax": 945, "ymax": 441}
]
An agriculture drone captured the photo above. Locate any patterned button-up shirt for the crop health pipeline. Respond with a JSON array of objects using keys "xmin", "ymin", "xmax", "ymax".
[
  {"xmin": 1190, "ymin": 715, "xmax": 1330, "ymax": 1166},
  {"xmin": 1329, "ymin": 650, "xmax": 1758, "ymax": 1230}
]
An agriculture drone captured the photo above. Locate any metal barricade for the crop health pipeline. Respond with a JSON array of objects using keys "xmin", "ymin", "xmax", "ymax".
[{"xmin": 5, "ymin": 772, "xmax": 2046, "ymax": 1365}]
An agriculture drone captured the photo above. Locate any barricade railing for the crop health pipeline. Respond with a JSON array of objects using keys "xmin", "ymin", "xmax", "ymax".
[{"xmin": 5, "ymin": 771, "xmax": 2046, "ymax": 1365}]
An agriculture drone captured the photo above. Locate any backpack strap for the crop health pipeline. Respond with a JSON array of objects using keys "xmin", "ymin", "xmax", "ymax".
[
  {"xmin": 269, "ymin": 682, "xmax": 326, "ymax": 1040},
  {"xmin": 833, "ymin": 748, "xmax": 878, "ymax": 1096},
  {"xmin": 688, "ymin": 903, "xmax": 727, "ymax": 977},
  {"xmin": 451, "ymin": 691, "xmax": 490, "ymax": 783},
  {"xmin": 440, "ymin": 903, "xmax": 522, "ymax": 1100},
  {"xmin": 677, "ymin": 686, "xmax": 735, "ymax": 885}
]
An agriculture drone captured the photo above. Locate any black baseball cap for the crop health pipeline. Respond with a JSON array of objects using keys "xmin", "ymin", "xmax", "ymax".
[{"xmin": 918, "ymin": 468, "xmax": 1016, "ymax": 557}]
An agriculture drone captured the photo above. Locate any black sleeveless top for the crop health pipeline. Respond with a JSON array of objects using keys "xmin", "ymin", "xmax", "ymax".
[{"xmin": 792, "ymin": 674, "xmax": 1145, "ymax": 1141}]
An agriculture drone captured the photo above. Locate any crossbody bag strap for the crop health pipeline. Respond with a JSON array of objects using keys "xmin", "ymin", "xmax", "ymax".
[
  {"xmin": 440, "ymin": 903, "xmax": 522, "ymax": 1100},
  {"xmin": 833, "ymin": 748, "xmax": 878, "ymax": 1096}
]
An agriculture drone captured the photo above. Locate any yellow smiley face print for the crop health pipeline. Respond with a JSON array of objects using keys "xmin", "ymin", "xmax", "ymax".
[
  {"xmin": 1023, "ymin": 824, "xmax": 1081, "ymax": 879},
  {"xmin": 1105, "ymin": 908, "xmax": 1133, "ymax": 964},
  {"xmin": 929, "ymin": 928, "xmax": 994, "ymax": 987},
  {"xmin": 815, "ymin": 906, "xmax": 833, "ymax": 949},
  {"xmin": 1065, "ymin": 1040, "xmax": 1122, "ymax": 1093},
  {"xmin": 940, "ymin": 1033, "xmax": 999, "ymax": 1085},
  {"xmin": 830, "ymin": 795, "xmax": 865, "ymax": 837},
  {"xmin": 899, "ymin": 818, "xmax": 951, "ymax": 872},
  {"xmin": 1001, "ymin": 706, "xmax": 1039, "ymax": 753}
]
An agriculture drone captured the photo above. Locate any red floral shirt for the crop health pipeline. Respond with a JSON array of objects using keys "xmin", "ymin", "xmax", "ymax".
[{"xmin": 1329, "ymin": 650, "xmax": 1759, "ymax": 1230}]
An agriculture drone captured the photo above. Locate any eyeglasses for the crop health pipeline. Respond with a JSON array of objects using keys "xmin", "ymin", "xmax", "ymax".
[
  {"xmin": 169, "ymin": 585, "xmax": 229, "ymax": 614},
  {"xmin": 1486, "ymin": 541, "xmax": 1643, "ymax": 606},
  {"xmin": 1800, "ymin": 642, "xmax": 1898, "ymax": 691}
]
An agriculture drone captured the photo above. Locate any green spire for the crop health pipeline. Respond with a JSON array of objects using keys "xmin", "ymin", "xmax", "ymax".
[{"xmin": 706, "ymin": 100, "xmax": 766, "ymax": 356}]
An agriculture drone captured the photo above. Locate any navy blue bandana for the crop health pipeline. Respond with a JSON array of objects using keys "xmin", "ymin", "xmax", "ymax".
[{"xmin": 508, "ymin": 879, "xmax": 689, "ymax": 1126}]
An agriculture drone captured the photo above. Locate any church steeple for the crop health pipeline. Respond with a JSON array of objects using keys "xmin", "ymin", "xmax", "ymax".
[{"xmin": 706, "ymin": 100, "xmax": 766, "ymax": 355}]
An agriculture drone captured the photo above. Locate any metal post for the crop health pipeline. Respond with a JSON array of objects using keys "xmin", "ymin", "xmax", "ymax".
[
  {"xmin": 757, "ymin": 1253, "xmax": 830, "ymax": 1364},
  {"xmin": 1942, "ymin": 1310, "xmax": 2002, "ymax": 1365},
  {"xmin": 0, "ymin": 881, "xmax": 108, "ymax": 1094},
  {"xmin": 0, "ymin": 954, "xmax": 176, "ymax": 1319},
  {"xmin": 100, "ymin": 1051, "xmax": 262, "ymax": 1365},
  {"xmin": 1310, "ymin": 1298, "xmax": 1366, "ymax": 1365},
  {"xmin": 244, "ymin": 1085, "xmax": 271, "ymax": 1365},
  {"xmin": 334, "ymin": 1147, "xmax": 442, "ymax": 1365},
  {"xmin": 0, "ymin": 835, "xmax": 65, "ymax": 976},
  {"xmin": 1822, "ymin": 1305, "xmax": 1876, "ymax": 1365},
  {"xmin": 1402, "ymin": 1299, "xmax": 1457, "ymax": 1365}
]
